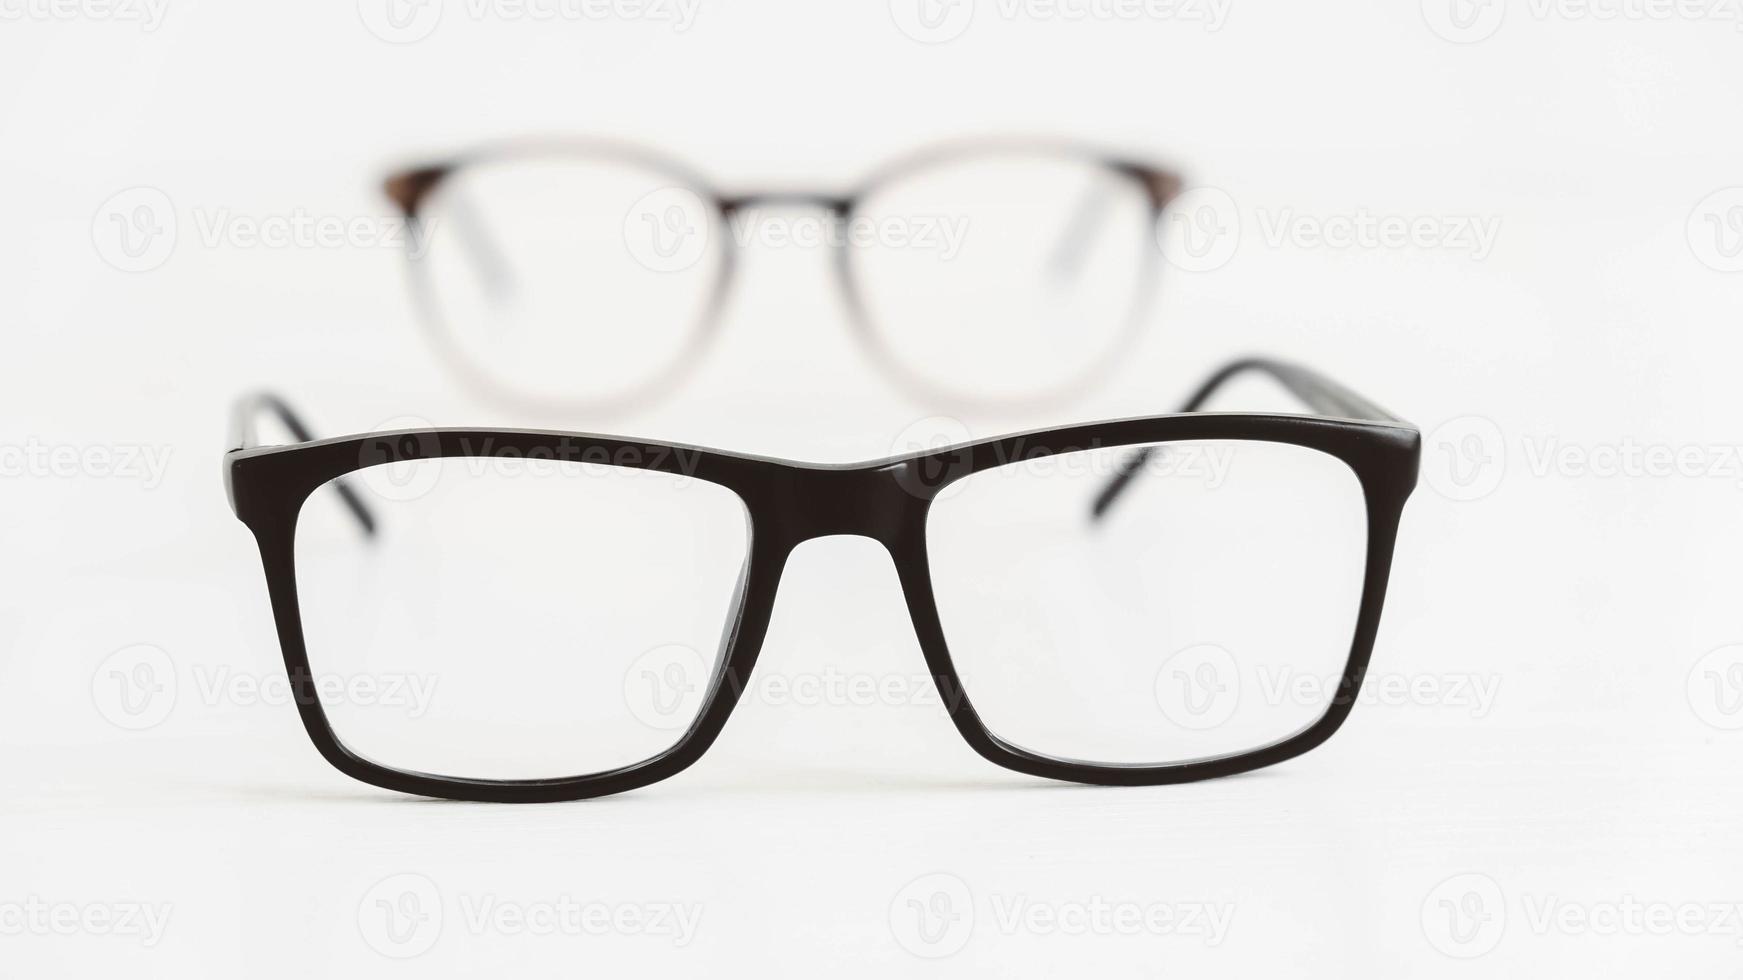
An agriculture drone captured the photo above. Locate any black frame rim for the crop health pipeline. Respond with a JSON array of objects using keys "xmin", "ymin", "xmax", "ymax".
[{"xmin": 229, "ymin": 410, "xmax": 1419, "ymax": 803}]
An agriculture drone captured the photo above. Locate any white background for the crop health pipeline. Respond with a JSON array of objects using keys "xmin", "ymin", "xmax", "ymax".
[{"xmin": 3, "ymin": 0, "xmax": 1742, "ymax": 975}]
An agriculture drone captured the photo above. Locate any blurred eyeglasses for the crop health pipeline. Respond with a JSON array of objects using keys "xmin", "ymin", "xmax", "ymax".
[{"xmin": 382, "ymin": 138, "xmax": 1185, "ymax": 415}]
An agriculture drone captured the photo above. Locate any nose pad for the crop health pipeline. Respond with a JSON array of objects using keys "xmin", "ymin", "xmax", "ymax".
[{"xmin": 731, "ymin": 536, "xmax": 957, "ymax": 772}]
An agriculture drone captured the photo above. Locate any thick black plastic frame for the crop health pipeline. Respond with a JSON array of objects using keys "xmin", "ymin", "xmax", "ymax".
[{"xmin": 226, "ymin": 361, "xmax": 1418, "ymax": 803}]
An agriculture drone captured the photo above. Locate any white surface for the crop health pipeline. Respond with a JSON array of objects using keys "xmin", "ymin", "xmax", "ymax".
[{"xmin": 2, "ymin": 2, "xmax": 1742, "ymax": 975}]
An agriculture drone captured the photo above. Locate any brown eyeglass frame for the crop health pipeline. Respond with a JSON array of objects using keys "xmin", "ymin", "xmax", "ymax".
[{"xmin": 381, "ymin": 137, "xmax": 1185, "ymax": 416}]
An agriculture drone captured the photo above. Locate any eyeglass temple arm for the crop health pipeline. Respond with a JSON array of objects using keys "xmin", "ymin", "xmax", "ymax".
[
  {"xmin": 1089, "ymin": 357, "xmax": 1405, "ymax": 522},
  {"xmin": 228, "ymin": 392, "xmax": 377, "ymax": 537}
]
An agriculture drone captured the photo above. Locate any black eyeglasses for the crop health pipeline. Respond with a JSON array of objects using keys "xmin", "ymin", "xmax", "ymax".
[
  {"xmin": 224, "ymin": 357, "xmax": 1417, "ymax": 803},
  {"xmin": 381, "ymin": 137, "xmax": 1184, "ymax": 414}
]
